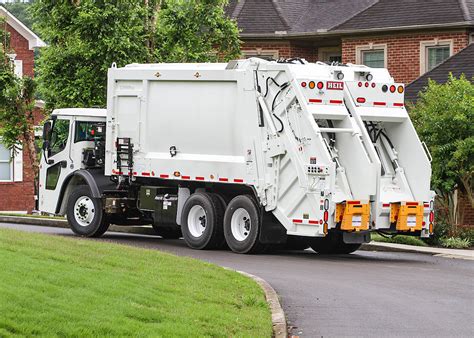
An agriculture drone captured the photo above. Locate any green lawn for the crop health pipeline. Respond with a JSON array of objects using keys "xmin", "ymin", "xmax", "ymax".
[{"xmin": 0, "ymin": 228, "xmax": 272, "ymax": 337}]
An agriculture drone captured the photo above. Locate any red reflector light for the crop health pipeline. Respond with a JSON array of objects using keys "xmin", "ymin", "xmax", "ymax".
[
  {"xmin": 159, "ymin": 174, "xmax": 169, "ymax": 178},
  {"xmin": 330, "ymin": 100, "xmax": 343, "ymax": 104},
  {"xmin": 371, "ymin": 83, "xmax": 376, "ymax": 88},
  {"xmin": 373, "ymin": 102, "xmax": 386, "ymax": 106},
  {"xmin": 309, "ymin": 99, "xmax": 323, "ymax": 103},
  {"xmin": 196, "ymin": 176, "xmax": 205, "ymax": 181},
  {"xmin": 234, "ymin": 178, "xmax": 244, "ymax": 183},
  {"xmin": 309, "ymin": 220, "xmax": 318, "ymax": 225},
  {"xmin": 382, "ymin": 203, "xmax": 390, "ymax": 207},
  {"xmin": 293, "ymin": 219, "xmax": 303, "ymax": 224},
  {"xmin": 182, "ymin": 175, "xmax": 190, "ymax": 180},
  {"xmin": 323, "ymin": 210, "xmax": 329, "ymax": 221},
  {"xmin": 348, "ymin": 201, "xmax": 361, "ymax": 205},
  {"xmin": 390, "ymin": 85, "xmax": 396, "ymax": 93},
  {"xmin": 406, "ymin": 202, "xmax": 419, "ymax": 206},
  {"xmin": 365, "ymin": 82, "xmax": 369, "ymax": 87},
  {"xmin": 429, "ymin": 211, "xmax": 434, "ymax": 222},
  {"xmin": 317, "ymin": 81, "xmax": 324, "ymax": 90},
  {"xmin": 358, "ymin": 82, "xmax": 363, "ymax": 87},
  {"xmin": 424, "ymin": 203, "xmax": 429, "ymax": 208},
  {"xmin": 301, "ymin": 82, "xmax": 307, "ymax": 88},
  {"xmin": 357, "ymin": 97, "xmax": 366, "ymax": 103},
  {"xmin": 393, "ymin": 103, "xmax": 404, "ymax": 107}
]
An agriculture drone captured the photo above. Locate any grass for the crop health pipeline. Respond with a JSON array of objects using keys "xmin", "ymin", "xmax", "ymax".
[
  {"xmin": 371, "ymin": 233, "xmax": 428, "ymax": 247},
  {"xmin": 0, "ymin": 212, "xmax": 64, "ymax": 219},
  {"xmin": 0, "ymin": 228, "xmax": 272, "ymax": 337}
]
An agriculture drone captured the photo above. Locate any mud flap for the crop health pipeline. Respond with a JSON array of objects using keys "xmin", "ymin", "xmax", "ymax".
[
  {"xmin": 343, "ymin": 231, "xmax": 371, "ymax": 244},
  {"xmin": 259, "ymin": 211, "xmax": 287, "ymax": 244}
]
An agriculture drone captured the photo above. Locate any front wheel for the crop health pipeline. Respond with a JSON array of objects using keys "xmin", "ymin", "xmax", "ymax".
[
  {"xmin": 66, "ymin": 186, "xmax": 109, "ymax": 237},
  {"xmin": 223, "ymin": 195, "xmax": 266, "ymax": 254}
]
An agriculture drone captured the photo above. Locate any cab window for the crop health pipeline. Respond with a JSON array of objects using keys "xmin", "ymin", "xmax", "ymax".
[
  {"xmin": 74, "ymin": 121, "xmax": 106, "ymax": 142},
  {"xmin": 50, "ymin": 119, "xmax": 70, "ymax": 156}
]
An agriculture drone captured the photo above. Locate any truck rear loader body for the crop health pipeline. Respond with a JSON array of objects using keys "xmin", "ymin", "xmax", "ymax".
[{"xmin": 38, "ymin": 58, "xmax": 434, "ymax": 254}]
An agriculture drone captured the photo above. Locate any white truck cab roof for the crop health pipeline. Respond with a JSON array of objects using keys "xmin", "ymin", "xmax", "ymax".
[{"xmin": 52, "ymin": 108, "xmax": 107, "ymax": 118}]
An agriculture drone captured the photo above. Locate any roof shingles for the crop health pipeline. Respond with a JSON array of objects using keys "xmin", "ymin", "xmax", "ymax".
[{"xmin": 405, "ymin": 43, "xmax": 474, "ymax": 102}]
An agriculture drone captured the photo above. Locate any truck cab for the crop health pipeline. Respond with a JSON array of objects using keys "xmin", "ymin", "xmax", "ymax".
[{"xmin": 39, "ymin": 109, "xmax": 107, "ymax": 215}]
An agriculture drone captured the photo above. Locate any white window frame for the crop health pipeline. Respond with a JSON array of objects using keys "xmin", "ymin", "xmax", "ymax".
[
  {"xmin": 242, "ymin": 48, "xmax": 279, "ymax": 60},
  {"xmin": 356, "ymin": 43, "xmax": 388, "ymax": 68},
  {"xmin": 420, "ymin": 39, "xmax": 453, "ymax": 75},
  {"xmin": 318, "ymin": 47, "xmax": 342, "ymax": 63},
  {"xmin": 0, "ymin": 140, "xmax": 13, "ymax": 183},
  {"xmin": 14, "ymin": 59, "xmax": 23, "ymax": 77}
]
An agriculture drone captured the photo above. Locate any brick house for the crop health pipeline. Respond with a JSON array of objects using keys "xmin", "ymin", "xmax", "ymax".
[
  {"xmin": 0, "ymin": 6, "xmax": 45, "ymax": 213},
  {"xmin": 227, "ymin": 0, "xmax": 474, "ymax": 85}
]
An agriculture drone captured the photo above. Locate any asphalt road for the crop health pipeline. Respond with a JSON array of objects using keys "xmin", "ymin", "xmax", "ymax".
[{"xmin": 1, "ymin": 222, "xmax": 473, "ymax": 337}]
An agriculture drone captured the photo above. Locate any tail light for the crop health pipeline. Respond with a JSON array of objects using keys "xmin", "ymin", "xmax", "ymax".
[
  {"xmin": 390, "ymin": 85, "xmax": 396, "ymax": 93},
  {"xmin": 357, "ymin": 97, "xmax": 366, "ymax": 103},
  {"xmin": 317, "ymin": 81, "xmax": 324, "ymax": 90},
  {"xmin": 301, "ymin": 82, "xmax": 307, "ymax": 88}
]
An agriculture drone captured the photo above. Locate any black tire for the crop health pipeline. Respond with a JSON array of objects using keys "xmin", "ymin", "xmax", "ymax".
[
  {"xmin": 152, "ymin": 224, "xmax": 182, "ymax": 239},
  {"xmin": 181, "ymin": 192, "xmax": 225, "ymax": 250},
  {"xmin": 66, "ymin": 186, "xmax": 109, "ymax": 237},
  {"xmin": 308, "ymin": 232, "xmax": 361, "ymax": 254},
  {"xmin": 284, "ymin": 235, "xmax": 310, "ymax": 251},
  {"xmin": 223, "ymin": 195, "xmax": 266, "ymax": 254}
]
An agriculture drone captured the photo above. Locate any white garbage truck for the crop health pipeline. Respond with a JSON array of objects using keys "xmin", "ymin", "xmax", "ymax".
[{"xmin": 38, "ymin": 58, "xmax": 434, "ymax": 254}]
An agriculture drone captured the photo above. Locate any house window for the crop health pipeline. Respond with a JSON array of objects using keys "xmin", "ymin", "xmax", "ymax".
[
  {"xmin": 362, "ymin": 50, "xmax": 385, "ymax": 68},
  {"xmin": 0, "ymin": 142, "xmax": 12, "ymax": 181},
  {"xmin": 426, "ymin": 46, "xmax": 450, "ymax": 71},
  {"xmin": 420, "ymin": 40, "xmax": 453, "ymax": 74},
  {"xmin": 318, "ymin": 47, "xmax": 342, "ymax": 64},
  {"xmin": 242, "ymin": 49, "xmax": 279, "ymax": 60},
  {"xmin": 356, "ymin": 44, "xmax": 387, "ymax": 68}
]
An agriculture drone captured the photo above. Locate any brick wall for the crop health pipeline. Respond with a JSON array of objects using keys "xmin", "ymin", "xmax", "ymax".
[
  {"xmin": 342, "ymin": 31, "xmax": 469, "ymax": 84},
  {"xmin": 0, "ymin": 24, "xmax": 37, "ymax": 213},
  {"xmin": 241, "ymin": 41, "xmax": 317, "ymax": 61},
  {"xmin": 6, "ymin": 23, "xmax": 34, "ymax": 77}
]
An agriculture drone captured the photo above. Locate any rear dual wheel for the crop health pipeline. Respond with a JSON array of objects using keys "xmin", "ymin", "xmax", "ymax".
[
  {"xmin": 223, "ymin": 195, "xmax": 266, "ymax": 254},
  {"xmin": 181, "ymin": 192, "xmax": 225, "ymax": 250}
]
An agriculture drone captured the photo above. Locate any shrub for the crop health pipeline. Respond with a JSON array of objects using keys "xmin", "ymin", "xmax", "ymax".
[
  {"xmin": 371, "ymin": 233, "xmax": 428, "ymax": 247},
  {"xmin": 440, "ymin": 237, "xmax": 471, "ymax": 249}
]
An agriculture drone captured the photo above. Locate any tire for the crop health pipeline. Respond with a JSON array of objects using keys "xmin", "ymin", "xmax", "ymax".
[
  {"xmin": 284, "ymin": 235, "xmax": 310, "ymax": 251},
  {"xmin": 66, "ymin": 186, "xmax": 109, "ymax": 237},
  {"xmin": 223, "ymin": 195, "xmax": 266, "ymax": 254},
  {"xmin": 308, "ymin": 232, "xmax": 361, "ymax": 254},
  {"xmin": 152, "ymin": 224, "xmax": 182, "ymax": 239},
  {"xmin": 181, "ymin": 192, "xmax": 225, "ymax": 250}
]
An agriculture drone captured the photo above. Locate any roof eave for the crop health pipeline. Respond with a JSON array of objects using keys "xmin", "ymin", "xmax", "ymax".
[
  {"xmin": 0, "ymin": 6, "xmax": 46, "ymax": 49},
  {"xmin": 240, "ymin": 21, "xmax": 474, "ymax": 40}
]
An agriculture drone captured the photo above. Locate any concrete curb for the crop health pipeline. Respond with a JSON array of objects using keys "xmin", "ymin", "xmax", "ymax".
[
  {"xmin": 0, "ymin": 215, "xmax": 157, "ymax": 236},
  {"xmin": 361, "ymin": 241, "xmax": 474, "ymax": 261},
  {"xmin": 236, "ymin": 270, "xmax": 287, "ymax": 338}
]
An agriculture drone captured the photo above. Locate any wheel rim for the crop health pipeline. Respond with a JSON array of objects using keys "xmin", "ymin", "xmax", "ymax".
[
  {"xmin": 74, "ymin": 196, "xmax": 95, "ymax": 227},
  {"xmin": 231, "ymin": 208, "xmax": 251, "ymax": 242},
  {"xmin": 187, "ymin": 205, "xmax": 207, "ymax": 238}
]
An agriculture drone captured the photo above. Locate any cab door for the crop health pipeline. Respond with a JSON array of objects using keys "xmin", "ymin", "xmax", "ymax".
[{"xmin": 38, "ymin": 117, "xmax": 73, "ymax": 214}]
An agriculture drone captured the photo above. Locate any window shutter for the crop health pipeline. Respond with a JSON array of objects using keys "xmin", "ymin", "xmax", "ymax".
[{"xmin": 14, "ymin": 148, "xmax": 23, "ymax": 182}]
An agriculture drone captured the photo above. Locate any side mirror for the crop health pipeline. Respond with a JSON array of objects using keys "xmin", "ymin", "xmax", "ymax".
[
  {"xmin": 43, "ymin": 122, "xmax": 52, "ymax": 141},
  {"xmin": 42, "ymin": 140, "xmax": 50, "ymax": 151}
]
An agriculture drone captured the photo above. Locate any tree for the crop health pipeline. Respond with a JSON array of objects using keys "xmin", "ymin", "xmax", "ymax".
[
  {"xmin": 410, "ymin": 74, "xmax": 474, "ymax": 226},
  {"xmin": 30, "ymin": 0, "xmax": 241, "ymax": 109},
  {"xmin": 0, "ymin": 16, "xmax": 39, "ymax": 178},
  {"xmin": 154, "ymin": 0, "xmax": 240, "ymax": 62}
]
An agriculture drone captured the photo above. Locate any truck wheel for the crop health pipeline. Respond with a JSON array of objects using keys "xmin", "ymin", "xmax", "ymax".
[
  {"xmin": 223, "ymin": 195, "xmax": 266, "ymax": 254},
  {"xmin": 181, "ymin": 192, "xmax": 225, "ymax": 250},
  {"xmin": 66, "ymin": 186, "xmax": 109, "ymax": 237},
  {"xmin": 308, "ymin": 232, "xmax": 361, "ymax": 254},
  {"xmin": 152, "ymin": 225, "xmax": 182, "ymax": 239}
]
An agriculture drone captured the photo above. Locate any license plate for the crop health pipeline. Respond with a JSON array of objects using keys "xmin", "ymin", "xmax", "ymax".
[
  {"xmin": 407, "ymin": 215, "xmax": 417, "ymax": 227},
  {"xmin": 352, "ymin": 215, "xmax": 362, "ymax": 226}
]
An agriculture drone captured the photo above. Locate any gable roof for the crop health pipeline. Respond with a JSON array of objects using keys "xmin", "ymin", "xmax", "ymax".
[
  {"xmin": 405, "ymin": 43, "xmax": 474, "ymax": 102},
  {"xmin": 335, "ymin": 0, "xmax": 473, "ymax": 31},
  {"xmin": 227, "ymin": 0, "xmax": 474, "ymax": 37},
  {"xmin": 0, "ymin": 6, "xmax": 45, "ymax": 49},
  {"xmin": 227, "ymin": 0, "xmax": 378, "ymax": 35}
]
